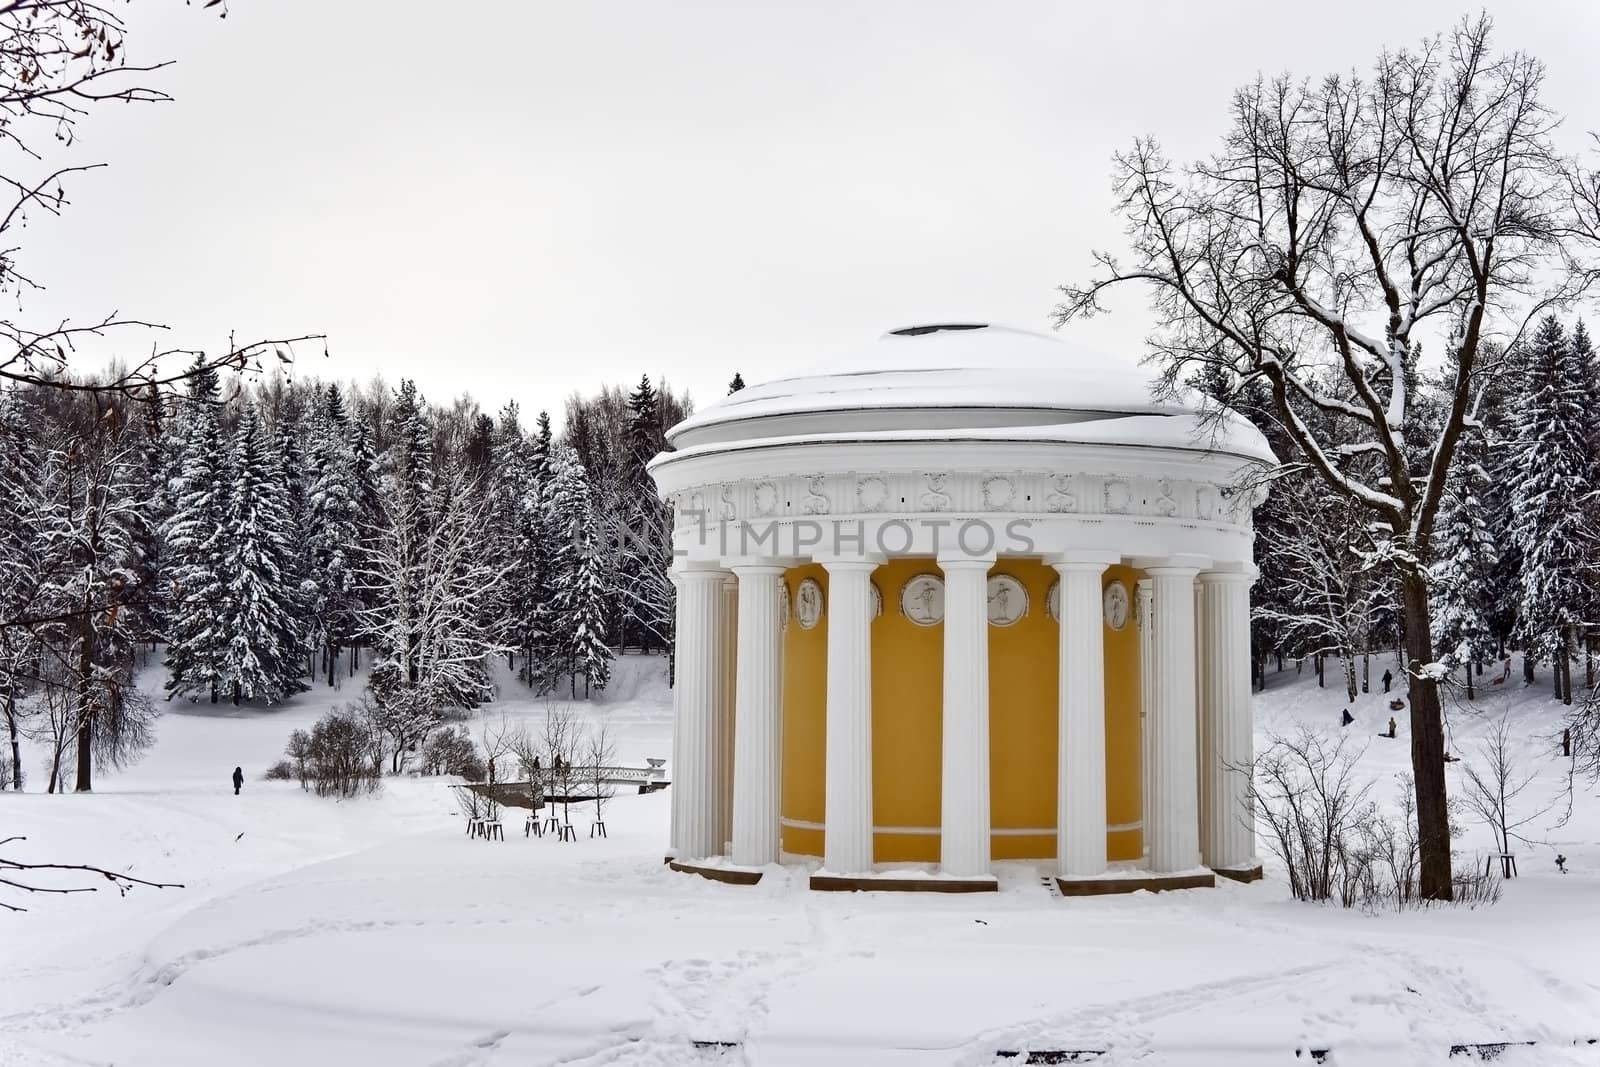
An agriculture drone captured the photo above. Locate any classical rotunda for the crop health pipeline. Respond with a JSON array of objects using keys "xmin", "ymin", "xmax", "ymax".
[{"xmin": 647, "ymin": 323, "xmax": 1273, "ymax": 894}]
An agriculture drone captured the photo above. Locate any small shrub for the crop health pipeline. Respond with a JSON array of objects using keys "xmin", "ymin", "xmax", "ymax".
[
  {"xmin": 421, "ymin": 726, "xmax": 485, "ymax": 781},
  {"xmin": 279, "ymin": 710, "xmax": 381, "ymax": 798},
  {"xmin": 264, "ymin": 760, "xmax": 295, "ymax": 781}
]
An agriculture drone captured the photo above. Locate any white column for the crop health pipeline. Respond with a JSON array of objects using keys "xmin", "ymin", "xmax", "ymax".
[
  {"xmin": 1144, "ymin": 560, "xmax": 1205, "ymax": 874},
  {"xmin": 668, "ymin": 572, "xmax": 685, "ymax": 857},
  {"xmin": 939, "ymin": 554, "xmax": 994, "ymax": 878},
  {"xmin": 1199, "ymin": 569, "xmax": 1257, "ymax": 870},
  {"xmin": 1194, "ymin": 577, "xmax": 1206, "ymax": 816},
  {"xmin": 1053, "ymin": 557, "xmax": 1116, "ymax": 878},
  {"xmin": 731, "ymin": 563, "xmax": 786, "ymax": 867},
  {"xmin": 822, "ymin": 558, "xmax": 878, "ymax": 874},
  {"xmin": 718, "ymin": 575, "xmax": 739, "ymax": 854},
  {"xmin": 1136, "ymin": 578, "xmax": 1154, "ymax": 862},
  {"xmin": 671, "ymin": 567, "xmax": 725, "ymax": 861}
]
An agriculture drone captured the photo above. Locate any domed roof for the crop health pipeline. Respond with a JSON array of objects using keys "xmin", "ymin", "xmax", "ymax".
[{"xmin": 666, "ymin": 323, "xmax": 1274, "ymax": 464}]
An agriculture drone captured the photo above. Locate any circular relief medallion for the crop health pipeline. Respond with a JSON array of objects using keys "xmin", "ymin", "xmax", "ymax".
[
  {"xmin": 1103, "ymin": 579, "xmax": 1131, "ymax": 631},
  {"xmin": 871, "ymin": 581, "xmax": 883, "ymax": 619},
  {"xmin": 986, "ymin": 574, "xmax": 1028, "ymax": 627},
  {"xmin": 1046, "ymin": 579, "xmax": 1061, "ymax": 622},
  {"xmin": 900, "ymin": 573, "xmax": 945, "ymax": 627},
  {"xmin": 778, "ymin": 581, "xmax": 791, "ymax": 632},
  {"xmin": 795, "ymin": 578, "xmax": 825, "ymax": 630}
]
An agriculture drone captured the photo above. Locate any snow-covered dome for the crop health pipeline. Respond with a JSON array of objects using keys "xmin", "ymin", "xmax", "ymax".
[{"xmin": 667, "ymin": 323, "xmax": 1274, "ymax": 465}]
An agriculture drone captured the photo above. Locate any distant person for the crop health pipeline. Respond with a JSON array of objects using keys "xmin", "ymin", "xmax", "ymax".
[
  {"xmin": 1500, "ymin": 657, "xmax": 1513, "ymax": 682},
  {"xmin": 1340, "ymin": 709, "xmax": 1354, "ymax": 727},
  {"xmin": 1557, "ymin": 854, "xmax": 1568, "ymax": 874},
  {"xmin": 232, "ymin": 766, "xmax": 244, "ymax": 795},
  {"xmin": 1386, "ymin": 717, "xmax": 1397, "ymax": 739},
  {"xmin": 1382, "ymin": 669, "xmax": 1393, "ymax": 693}
]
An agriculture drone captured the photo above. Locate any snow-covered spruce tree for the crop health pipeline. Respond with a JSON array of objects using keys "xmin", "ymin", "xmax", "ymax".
[
  {"xmin": 305, "ymin": 384, "xmax": 361, "ymax": 685},
  {"xmin": 487, "ymin": 402, "xmax": 529, "ymax": 669},
  {"xmin": 1507, "ymin": 316, "xmax": 1600, "ymax": 705},
  {"xmin": 571, "ymin": 519, "xmax": 614, "ymax": 699},
  {"xmin": 1056, "ymin": 19, "xmax": 1578, "ymax": 900},
  {"xmin": 727, "ymin": 372, "xmax": 745, "ymax": 394},
  {"xmin": 0, "ymin": 388, "xmax": 48, "ymax": 788},
  {"xmin": 268, "ymin": 402, "xmax": 314, "ymax": 681},
  {"xmin": 162, "ymin": 360, "xmax": 231, "ymax": 703},
  {"xmin": 621, "ymin": 374, "xmax": 673, "ymax": 652},
  {"xmin": 513, "ymin": 411, "xmax": 561, "ymax": 691},
  {"xmin": 219, "ymin": 407, "xmax": 309, "ymax": 706},
  {"xmin": 346, "ymin": 412, "xmax": 385, "ymax": 671},
  {"xmin": 1429, "ymin": 442, "xmax": 1498, "ymax": 700},
  {"xmin": 34, "ymin": 429, "xmax": 156, "ymax": 792},
  {"xmin": 546, "ymin": 443, "xmax": 593, "ymax": 694}
]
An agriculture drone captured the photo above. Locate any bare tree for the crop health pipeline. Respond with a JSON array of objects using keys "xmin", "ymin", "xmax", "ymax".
[
  {"xmin": 1250, "ymin": 728, "xmax": 1376, "ymax": 902},
  {"xmin": 1460, "ymin": 713, "xmax": 1554, "ymax": 872},
  {"xmin": 1057, "ymin": 18, "xmax": 1582, "ymax": 899},
  {"xmin": 541, "ymin": 704, "xmax": 578, "ymax": 837},
  {"xmin": 585, "ymin": 718, "xmax": 616, "ymax": 837},
  {"xmin": 1, "ymin": 834, "xmax": 181, "ymax": 912},
  {"xmin": 1257, "ymin": 478, "xmax": 1392, "ymax": 701},
  {"xmin": 507, "ymin": 724, "xmax": 545, "ymax": 812},
  {"xmin": 0, "ymin": 1, "xmax": 323, "ymax": 400},
  {"xmin": 478, "ymin": 713, "xmax": 514, "ymax": 787}
]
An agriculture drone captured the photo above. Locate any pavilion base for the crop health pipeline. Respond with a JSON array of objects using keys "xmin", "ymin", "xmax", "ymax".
[
  {"xmin": 1054, "ymin": 869, "xmax": 1215, "ymax": 896},
  {"xmin": 1212, "ymin": 863, "xmax": 1264, "ymax": 884},
  {"xmin": 810, "ymin": 872, "xmax": 999, "ymax": 894},
  {"xmin": 667, "ymin": 859, "xmax": 764, "ymax": 886}
]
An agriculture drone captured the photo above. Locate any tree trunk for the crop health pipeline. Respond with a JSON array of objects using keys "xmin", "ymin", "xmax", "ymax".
[
  {"xmin": 1464, "ymin": 662, "xmax": 1474, "ymax": 701},
  {"xmin": 1399, "ymin": 570, "xmax": 1453, "ymax": 902},
  {"xmin": 1524, "ymin": 651, "xmax": 1535, "ymax": 685},
  {"xmin": 1362, "ymin": 651, "xmax": 1370, "ymax": 694},
  {"xmin": 1316, "ymin": 654, "xmax": 1324, "ymax": 688},
  {"xmin": 1344, "ymin": 655, "xmax": 1357, "ymax": 703},
  {"xmin": 1560, "ymin": 632, "xmax": 1573, "ymax": 707},
  {"xmin": 74, "ymin": 607, "xmax": 95, "ymax": 793},
  {"xmin": 5, "ymin": 686, "xmax": 22, "ymax": 790},
  {"xmin": 327, "ymin": 643, "xmax": 337, "ymax": 688}
]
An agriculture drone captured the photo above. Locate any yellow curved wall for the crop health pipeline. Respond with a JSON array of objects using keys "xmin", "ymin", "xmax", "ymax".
[
  {"xmin": 780, "ymin": 563, "xmax": 828, "ymax": 857},
  {"xmin": 869, "ymin": 558, "xmax": 946, "ymax": 861},
  {"xmin": 778, "ymin": 558, "xmax": 1143, "ymax": 864}
]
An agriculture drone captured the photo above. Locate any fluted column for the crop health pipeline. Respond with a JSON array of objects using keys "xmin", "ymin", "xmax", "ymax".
[
  {"xmin": 731, "ymin": 563, "xmax": 785, "ymax": 866},
  {"xmin": 1136, "ymin": 578, "xmax": 1154, "ymax": 861},
  {"xmin": 1053, "ymin": 557, "xmax": 1116, "ymax": 878},
  {"xmin": 1199, "ymin": 569, "xmax": 1257, "ymax": 871},
  {"xmin": 822, "ymin": 558, "xmax": 878, "ymax": 874},
  {"xmin": 1194, "ymin": 577, "xmax": 1206, "ymax": 815},
  {"xmin": 1145, "ymin": 560, "xmax": 1204, "ymax": 874},
  {"xmin": 671, "ymin": 567, "xmax": 725, "ymax": 861},
  {"xmin": 668, "ymin": 572, "xmax": 686, "ymax": 857},
  {"xmin": 940, "ymin": 554, "xmax": 994, "ymax": 878},
  {"xmin": 718, "ymin": 575, "xmax": 739, "ymax": 854}
]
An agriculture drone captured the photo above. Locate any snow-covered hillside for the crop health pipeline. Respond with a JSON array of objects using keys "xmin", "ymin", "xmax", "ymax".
[{"xmin": 4, "ymin": 654, "xmax": 1598, "ymax": 1066}]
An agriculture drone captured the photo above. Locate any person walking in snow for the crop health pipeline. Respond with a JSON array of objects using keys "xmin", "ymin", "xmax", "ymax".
[
  {"xmin": 1340, "ymin": 709, "xmax": 1354, "ymax": 727},
  {"xmin": 1382, "ymin": 669, "xmax": 1393, "ymax": 693},
  {"xmin": 232, "ymin": 766, "xmax": 244, "ymax": 795},
  {"xmin": 1386, "ymin": 717, "xmax": 1397, "ymax": 739}
]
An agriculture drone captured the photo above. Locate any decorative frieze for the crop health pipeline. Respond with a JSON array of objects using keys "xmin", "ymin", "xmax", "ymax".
[{"xmin": 670, "ymin": 471, "xmax": 1261, "ymax": 533}]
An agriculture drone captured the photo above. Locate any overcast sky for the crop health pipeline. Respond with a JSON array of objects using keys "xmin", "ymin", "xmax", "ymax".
[{"xmin": 22, "ymin": 1, "xmax": 1600, "ymax": 424}]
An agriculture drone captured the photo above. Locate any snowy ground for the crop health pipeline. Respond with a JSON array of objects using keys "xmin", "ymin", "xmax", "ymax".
[{"xmin": 4, "ymin": 654, "xmax": 1599, "ymax": 1066}]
